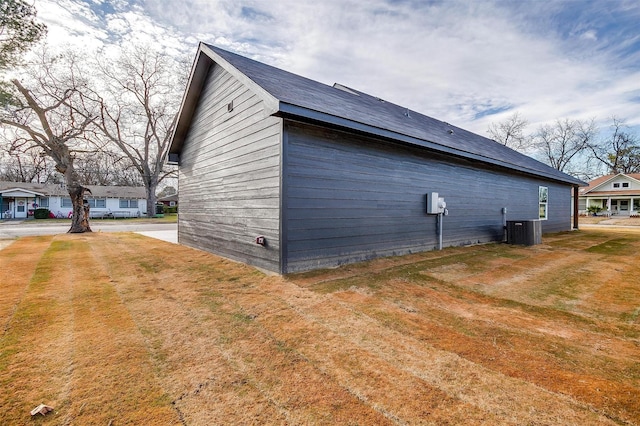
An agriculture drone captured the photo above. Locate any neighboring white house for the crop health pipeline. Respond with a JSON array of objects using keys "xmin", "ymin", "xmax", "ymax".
[
  {"xmin": 0, "ymin": 181, "xmax": 147, "ymax": 220},
  {"xmin": 578, "ymin": 173, "xmax": 640, "ymax": 216}
]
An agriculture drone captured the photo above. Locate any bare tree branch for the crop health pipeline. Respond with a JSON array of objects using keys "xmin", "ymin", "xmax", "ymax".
[
  {"xmin": 533, "ymin": 118, "xmax": 597, "ymax": 173},
  {"xmin": 487, "ymin": 112, "xmax": 530, "ymax": 150},
  {"xmin": 589, "ymin": 117, "xmax": 640, "ymax": 174}
]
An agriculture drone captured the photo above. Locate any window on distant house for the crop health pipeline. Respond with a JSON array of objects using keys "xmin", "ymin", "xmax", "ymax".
[
  {"xmin": 539, "ymin": 186, "xmax": 548, "ymax": 220},
  {"xmin": 39, "ymin": 197, "xmax": 49, "ymax": 208},
  {"xmin": 622, "ymin": 182, "xmax": 629, "ymax": 188},
  {"xmin": 87, "ymin": 198, "xmax": 106, "ymax": 208},
  {"xmin": 61, "ymin": 197, "xmax": 72, "ymax": 208},
  {"xmin": 119, "ymin": 199, "xmax": 138, "ymax": 208},
  {"xmin": 613, "ymin": 183, "xmax": 620, "ymax": 188}
]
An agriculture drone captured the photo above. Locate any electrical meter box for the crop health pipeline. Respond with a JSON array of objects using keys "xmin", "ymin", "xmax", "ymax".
[{"xmin": 426, "ymin": 193, "xmax": 446, "ymax": 214}]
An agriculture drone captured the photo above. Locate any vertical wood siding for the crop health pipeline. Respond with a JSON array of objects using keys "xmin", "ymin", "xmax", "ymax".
[
  {"xmin": 283, "ymin": 121, "xmax": 572, "ymax": 272},
  {"xmin": 178, "ymin": 63, "xmax": 282, "ymax": 272}
]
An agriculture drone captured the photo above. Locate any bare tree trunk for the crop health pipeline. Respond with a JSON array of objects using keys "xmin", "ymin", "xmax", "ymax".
[
  {"xmin": 68, "ymin": 184, "xmax": 91, "ymax": 233},
  {"xmin": 55, "ymin": 142, "xmax": 91, "ymax": 233},
  {"xmin": 146, "ymin": 181, "xmax": 157, "ymax": 218}
]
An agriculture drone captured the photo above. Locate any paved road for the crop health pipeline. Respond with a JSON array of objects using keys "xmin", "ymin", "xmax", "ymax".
[
  {"xmin": 0, "ymin": 220, "xmax": 178, "ymax": 243},
  {"xmin": 579, "ymin": 223, "xmax": 640, "ymax": 232}
]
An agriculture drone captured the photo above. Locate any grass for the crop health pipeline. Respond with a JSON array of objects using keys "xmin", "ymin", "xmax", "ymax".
[
  {"xmin": 14, "ymin": 213, "xmax": 178, "ymax": 225},
  {"xmin": 1, "ymin": 229, "xmax": 639, "ymax": 424}
]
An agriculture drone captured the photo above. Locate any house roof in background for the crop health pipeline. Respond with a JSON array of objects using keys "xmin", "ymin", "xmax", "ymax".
[
  {"xmin": 0, "ymin": 182, "xmax": 146, "ymax": 199},
  {"xmin": 158, "ymin": 194, "xmax": 178, "ymax": 202},
  {"xmin": 0, "ymin": 188, "xmax": 45, "ymax": 197},
  {"xmin": 171, "ymin": 43, "xmax": 585, "ymax": 186},
  {"xmin": 584, "ymin": 190, "xmax": 640, "ymax": 196},
  {"xmin": 580, "ymin": 173, "xmax": 640, "ymax": 195}
]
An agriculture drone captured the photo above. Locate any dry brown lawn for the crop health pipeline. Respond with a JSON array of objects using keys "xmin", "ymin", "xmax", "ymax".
[{"xmin": 1, "ymin": 229, "xmax": 639, "ymax": 425}]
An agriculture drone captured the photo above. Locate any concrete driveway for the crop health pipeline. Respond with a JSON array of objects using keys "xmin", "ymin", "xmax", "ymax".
[{"xmin": 0, "ymin": 220, "xmax": 177, "ymax": 245}]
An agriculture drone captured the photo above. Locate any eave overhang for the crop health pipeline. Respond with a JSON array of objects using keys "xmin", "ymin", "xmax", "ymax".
[{"xmin": 276, "ymin": 103, "xmax": 586, "ymax": 187}]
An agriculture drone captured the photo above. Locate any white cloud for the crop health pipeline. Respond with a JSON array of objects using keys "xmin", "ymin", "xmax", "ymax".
[
  {"xmin": 37, "ymin": 0, "xmax": 109, "ymax": 50},
  {"xmin": 580, "ymin": 30, "xmax": 598, "ymax": 42},
  {"xmin": 34, "ymin": 0, "xmax": 640, "ymax": 136}
]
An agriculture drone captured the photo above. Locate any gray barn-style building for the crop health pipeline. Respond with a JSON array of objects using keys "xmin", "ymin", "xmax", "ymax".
[{"xmin": 169, "ymin": 43, "xmax": 584, "ymax": 274}]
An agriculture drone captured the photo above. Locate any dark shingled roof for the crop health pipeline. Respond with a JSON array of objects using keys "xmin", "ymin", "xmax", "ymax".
[{"xmin": 171, "ymin": 43, "xmax": 585, "ymax": 186}]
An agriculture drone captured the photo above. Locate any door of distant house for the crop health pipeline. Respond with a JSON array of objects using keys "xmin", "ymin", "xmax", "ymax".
[
  {"xmin": 619, "ymin": 200, "xmax": 629, "ymax": 214},
  {"xmin": 1, "ymin": 198, "xmax": 10, "ymax": 219},
  {"xmin": 611, "ymin": 200, "xmax": 618, "ymax": 214},
  {"xmin": 14, "ymin": 198, "xmax": 28, "ymax": 218}
]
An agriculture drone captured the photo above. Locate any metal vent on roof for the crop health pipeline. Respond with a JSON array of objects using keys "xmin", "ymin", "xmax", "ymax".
[
  {"xmin": 332, "ymin": 83, "xmax": 360, "ymax": 96},
  {"xmin": 404, "ymin": 108, "xmax": 411, "ymax": 118}
]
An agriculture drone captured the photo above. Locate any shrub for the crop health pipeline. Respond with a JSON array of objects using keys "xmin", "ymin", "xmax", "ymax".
[
  {"xmin": 586, "ymin": 205, "xmax": 603, "ymax": 216},
  {"xmin": 34, "ymin": 208, "xmax": 50, "ymax": 219},
  {"xmin": 164, "ymin": 205, "xmax": 178, "ymax": 214}
]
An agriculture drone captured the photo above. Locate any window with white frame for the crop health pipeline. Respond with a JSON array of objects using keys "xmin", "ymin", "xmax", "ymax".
[
  {"xmin": 539, "ymin": 186, "xmax": 548, "ymax": 220},
  {"xmin": 613, "ymin": 183, "xmax": 620, "ymax": 188},
  {"xmin": 622, "ymin": 182, "xmax": 629, "ymax": 188},
  {"xmin": 61, "ymin": 197, "xmax": 72, "ymax": 208},
  {"xmin": 87, "ymin": 198, "xmax": 106, "ymax": 208},
  {"xmin": 39, "ymin": 197, "xmax": 49, "ymax": 208},
  {"xmin": 119, "ymin": 199, "xmax": 138, "ymax": 208}
]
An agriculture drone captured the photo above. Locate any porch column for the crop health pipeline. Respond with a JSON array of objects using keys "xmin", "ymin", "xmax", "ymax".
[{"xmin": 573, "ymin": 186, "xmax": 579, "ymax": 230}]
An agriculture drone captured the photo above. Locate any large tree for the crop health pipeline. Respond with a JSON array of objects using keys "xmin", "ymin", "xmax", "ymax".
[
  {"xmin": 487, "ymin": 113, "xmax": 596, "ymax": 177},
  {"xmin": 0, "ymin": 0, "xmax": 46, "ymax": 105},
  {"xmin": 0, "ymin": 0, "xmax": 46, "ymax": 68},
  {"xmin": 589, "ymin": 117, "xmax": 640, "ymax": 174},
  {"xmin": 533, "ymin": 118, "xmax": 596, "ymax": 174},
  {"xmin": 88, "ymin": 46, "xmax": 184, "ymax": 218},
  {"xmin": 0, "ymin": 51, "xmax": 94, "ymax": 232}
]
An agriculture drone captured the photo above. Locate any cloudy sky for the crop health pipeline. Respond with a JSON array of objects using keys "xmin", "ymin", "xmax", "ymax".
[{"xmin": 35, "ymin": 0, "xmax": 640, "ymax": 136}]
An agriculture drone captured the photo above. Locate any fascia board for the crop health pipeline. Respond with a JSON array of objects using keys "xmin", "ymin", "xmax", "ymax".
[
  {"xmin": 623, "ymin": 174, "xmax": 640, "ymax": 185},
  {"xmin": 169, "ymin": 46, "xmax": 213, "ymax": 155},
  {"xmin": 169, "ymin": 43, "xmax": 280, "ymax": 155},
  {"xmin": 1, "ymin": 188, "xmax": 45, "ymax": 197},
  {"xmin": 199, "ymin": 44, "xmax": 280, "ymax": 114}
]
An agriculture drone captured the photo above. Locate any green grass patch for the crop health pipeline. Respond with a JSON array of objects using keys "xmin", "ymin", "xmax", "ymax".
[
  {"xmin": 620, "ymin": 307, "xmax": 640, "ymax": 324},
  {"xmin": 308, "ymin": 247, "xmax": 513, "ymax": 294},
  {"xmin": 586, "ymin": 238, "xmax": 636, "ymax": 255}
]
